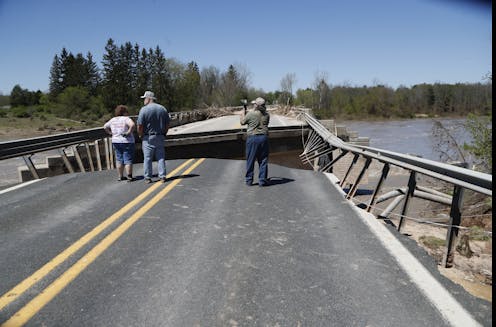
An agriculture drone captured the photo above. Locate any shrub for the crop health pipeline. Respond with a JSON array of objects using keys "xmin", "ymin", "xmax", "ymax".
[{"xmin": 419, "ymin": 235, "xmax": 445, "ymax": 250}]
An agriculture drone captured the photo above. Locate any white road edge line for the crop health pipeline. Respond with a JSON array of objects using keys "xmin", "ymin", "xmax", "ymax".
[
  {"xmin": 323, "ymin": 172, "xmax": 482, "ymax": 327},
  {"xmin": 0, "ymin": 178, "xmax": 45, "ymax": 195}
]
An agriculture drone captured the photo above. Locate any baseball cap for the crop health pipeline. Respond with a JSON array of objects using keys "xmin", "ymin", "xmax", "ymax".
[
  {"xmin": 140, "ymin": 91, "xmax": 156, "ymax": 99},
  {"xmin": 251, "ymin": 97, "xmax": 265, "ymax": 106}
]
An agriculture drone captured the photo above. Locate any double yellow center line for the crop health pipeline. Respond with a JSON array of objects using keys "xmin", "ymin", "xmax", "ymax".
[{"xmin": 0, "ymin": 158, "xmax": 205, "ymax": 327}]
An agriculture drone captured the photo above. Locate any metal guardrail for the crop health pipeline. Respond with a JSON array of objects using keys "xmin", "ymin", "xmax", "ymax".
[
  {"xmin": 0, "ymin": 113, "xmax": 308, "ymax": 181},
  {"xmin": 0, "ymin": 128, "xmax": 107, "ymax": 160},
  {"xmin": 297, "ymin": 110, "xmax": 492, "ymax": 267},
  {"xmin": 0, "ymin": 125, "xmax": 307, "ymax": 161}
]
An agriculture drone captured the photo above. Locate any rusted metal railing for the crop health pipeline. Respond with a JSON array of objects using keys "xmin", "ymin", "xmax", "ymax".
[{"xmin": 298, "ymin": 110, "xmax": 492, "ymax": 268}]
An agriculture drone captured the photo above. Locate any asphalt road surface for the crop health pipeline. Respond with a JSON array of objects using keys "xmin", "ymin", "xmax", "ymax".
[
  {"xmin": 0, "ymin": 159, "xmax": 491, "ymax": 326},
  {"xmin": 168, "ymin": 113, "xmax": 304, "ymax": 135}
]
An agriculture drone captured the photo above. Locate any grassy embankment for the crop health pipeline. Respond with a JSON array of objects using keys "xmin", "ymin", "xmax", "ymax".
[{"xmin": 0, "ymin": 112, "xmax": 106, "ymax": 141}]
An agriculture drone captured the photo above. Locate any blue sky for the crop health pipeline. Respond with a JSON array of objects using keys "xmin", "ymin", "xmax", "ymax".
[{"xmin": 0, "ymin": 0, "xmax": 491, "ymax": 95}]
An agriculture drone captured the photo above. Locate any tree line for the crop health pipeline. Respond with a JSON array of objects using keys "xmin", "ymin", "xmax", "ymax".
[{"xmin": 4, "ymin": 38, "xmax": 492, "ymax": 122}]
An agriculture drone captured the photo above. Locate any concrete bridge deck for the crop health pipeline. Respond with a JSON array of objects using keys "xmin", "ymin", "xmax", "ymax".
[{"xmin": 0, "ymin": 158, "xmax": 491, "ymax": 326}]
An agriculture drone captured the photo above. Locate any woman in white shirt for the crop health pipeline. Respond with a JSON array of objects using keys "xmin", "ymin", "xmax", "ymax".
[{"xmin": 103, "ymin": 105, "xmax": 136, "ymax": 181}]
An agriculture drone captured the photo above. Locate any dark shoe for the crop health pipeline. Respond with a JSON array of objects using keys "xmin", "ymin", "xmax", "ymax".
[
  {"xmin": 118, "ymin": 176, "xmax": 127, "ymax": 181},
  {"xmin": 145, "ymin": 178, "xmax": 153, "ymax": 184},
  {"xmin": 161, "ymin": 177, "xmax": 168, "ymax": 183}
]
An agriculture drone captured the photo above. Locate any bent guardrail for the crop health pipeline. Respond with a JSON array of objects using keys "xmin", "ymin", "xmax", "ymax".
[{"xmin": 297, "ymin": 110, "xmax": 492, "ymax": 267}]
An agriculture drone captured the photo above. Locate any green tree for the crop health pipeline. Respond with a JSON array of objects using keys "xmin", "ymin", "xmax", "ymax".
[
  {"xmin": 49, "ymin": 54, "xmax": 64, "ymax": 98},
  {"xmin": 199, "ymin": 65, "xmax": 220, "ymax": 107},
  {"xmin": 10, "ymin": 85, "xmax": 40, "ymax": 107},
  {"xmin": 101, "ymin": 38, "xmax": 121, "ymax": 109},
  {"xmin": 180, "ymin": 61, "xmax": 201, "ymax": 110},
  {"xmin": 49, "ymin": 48, "xmax": 100, "ymax": 99},
  {"xmin": 295, "ymin": 88, "xmax": 314, "ymax": 107},
  {"xmin": 464, "ymin": 113, "xmax": 492, "ymax": 173},
  {"xmin": 53, "ymin": 86, "xmax": 104, "ymax": 121},
  {"xmin": 84, "ymin": 52, "xmax": 101, "ymax": 96},
  {"xmin": 150, "ymin": 46, "xmax": 172, "ymax": 109},
  {"xmin": 215, "ymin": 64, "xmax": 249, "ymax": 107},
  {"xmin": 136, "ymin": 47, "xmax": 153, "ymax": 99}
]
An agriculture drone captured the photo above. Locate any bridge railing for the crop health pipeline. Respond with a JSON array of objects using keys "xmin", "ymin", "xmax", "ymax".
[
  {"xmin": 0, "ymin": 111, "xmax": 215, "ymax": 177},
  {"xmin": 297, "ymin": 110, "xmax": 492, "ymax": 268},
  {"xmin": 0, "ymin": 111, "xmax": 308, "ymax": 180}
]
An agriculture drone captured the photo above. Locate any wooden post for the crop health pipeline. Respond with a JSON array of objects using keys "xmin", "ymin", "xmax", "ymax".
[
  {"xmin": 22, "ymin": 155, "xmax": 40, "ymax": 179},
  {"xmin": 84, "ymin": 142, "xmax": 95, "ymax": 172},
  {"xmin": 104, "ymin": 138, "xmax": 111, "ymax": 170},
  {"xmin": 109, "ymin": 138, "xmax": 115, "ymax": 169},
  {"xmin": 58, "ymin": 148, "xmax": 75, "ymax": 173},
  {"xmin": 72, "ymin": 145, "xmax": 86, "ymax": 172},
  {"xmin": 94, "ymin": 140, "xmax": 102, "ymax": 171}
]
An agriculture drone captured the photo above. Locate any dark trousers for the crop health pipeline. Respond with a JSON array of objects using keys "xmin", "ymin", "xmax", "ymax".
[{"xmin": 245, "ymin": 134, "xmax": 269, "ymax": 185}]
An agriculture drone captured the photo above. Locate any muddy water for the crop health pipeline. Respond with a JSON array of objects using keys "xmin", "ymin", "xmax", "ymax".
[
  {"xmin": 340, "ymin": 117, "xmax": 470, "ymax": 160},
  {"xmin": 439, "ymin": 267, "xmax": 492, "ymax": 302}
]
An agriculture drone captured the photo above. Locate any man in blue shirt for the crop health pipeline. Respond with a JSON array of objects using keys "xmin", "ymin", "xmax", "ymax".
[{"xmin": 137, "ymin": 91, "xmax": 171, "ymax": 183}]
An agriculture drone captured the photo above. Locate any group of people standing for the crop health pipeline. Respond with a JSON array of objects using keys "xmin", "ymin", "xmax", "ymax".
[{"xmin": 104, "ymin": 91, "xmax": 270, "ymax": 186}]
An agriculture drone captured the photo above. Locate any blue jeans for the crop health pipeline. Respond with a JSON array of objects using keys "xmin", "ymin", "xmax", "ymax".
[
  {"xmin": 245, "ymin": 134, "xmax": 269, "ymax": 185},
  {"xmin": 142, "ymin": 135, "xmax": 166, "ymax": 179},
  {"xmin": 113, "ymin": 143, "xmax": 135, "ymax": 165}
]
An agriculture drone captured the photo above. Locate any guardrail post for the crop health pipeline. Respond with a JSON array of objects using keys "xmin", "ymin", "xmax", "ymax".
[
  {"xmin": 340, "ymin": 153, "xmax": 359, "ymax": 188},
  {"xmin": 367, "ymin": 163, "xmax": 390, "ymax": 212},
  {"xmin": 108, "ymin": 138, "xmax": 114, "ymax": 169},
  {"xmin": 347, "ymin": 157, "xmax": 372, "ymax": 199},
  {"xmin": 84, "ymin": 142, "xmax": 95, "ymax": 172},
  {"xmin": 58, "ymin": 148, "xmax": 75, "ymax": 173},
  {"xmin": 22, "ymin": 155, "xmax": 40, "ymax": 179},
  {"xmin": 397, "ymin": 171, "xmax": 416, "ymax": 232},
  {"xmin": 94, "ymin": 140, "xmax": 102, "ymax": 171},
  {"xmin": 104, "ymin": 138, "xmax": 111, "ymax": 170},
  {"xmin": 442, "ymin": 181, "xmax": 466, "ymax": 268},
  {"xmin": 328, "ymin": 150, "xmax": 333, "ymax": 173},
  {"xmin": 72, "ymin": 145, "xmax": 86, "ymax": 172},
  {"xmin": 319, "ymin": 150, "xmax": 348, "ymax": 173}
]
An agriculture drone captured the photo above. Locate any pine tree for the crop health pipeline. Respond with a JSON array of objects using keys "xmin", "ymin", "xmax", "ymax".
[
  {"xmin": 101, "ymin": 38, "xmax": 120, "ymax": 109},
  {"xmin": 181, "ymin": 61, "xmax": 201, "ymax": 109},
  {"xmin": 150, "ymin": 46, "xmax": 171, "ymax": 109},
  {"xmin": 84, "ymin": 52, "xmax": 100, "ymax": 96},
  {"xmin": 136, "ymin": 47, "xmax": 152, "ymax": 101},
  {"xmin": 49, "ymin": 54, "xmax": 63, "ymax": 98}
]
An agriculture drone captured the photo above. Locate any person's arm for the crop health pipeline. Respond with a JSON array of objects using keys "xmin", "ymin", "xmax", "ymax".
[
  {"xmin": 240, "ymin": 110, "xmax": 249, "ymax": 125},
  {"xmin": 136, "ymin": 110, "xmax": 144, "ymax": 138},
  {"xmin": 126, "ymin": 118, "xmax": 136, "ymax": 134},
  {"xmin": 163, "ymin": 112, "xmax": 171, "ymax": 136},
  {"xmin": 103, "ymin": 121, "xmax": 112, "ymax": 135}
]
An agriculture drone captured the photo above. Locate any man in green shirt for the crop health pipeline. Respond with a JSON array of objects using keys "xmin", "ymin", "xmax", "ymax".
[{"xmin": 240, "ymin": 97, "xmax": 270, "ymax": 186}]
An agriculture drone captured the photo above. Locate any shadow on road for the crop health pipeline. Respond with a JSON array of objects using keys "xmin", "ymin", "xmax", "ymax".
[
  {"xmin": 133, "ymin": 174, "xmax": 200, "ymax": 183},
  {"xmin": 262, "ymin": 176, "xmax": 295, "ymax": 186}
]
